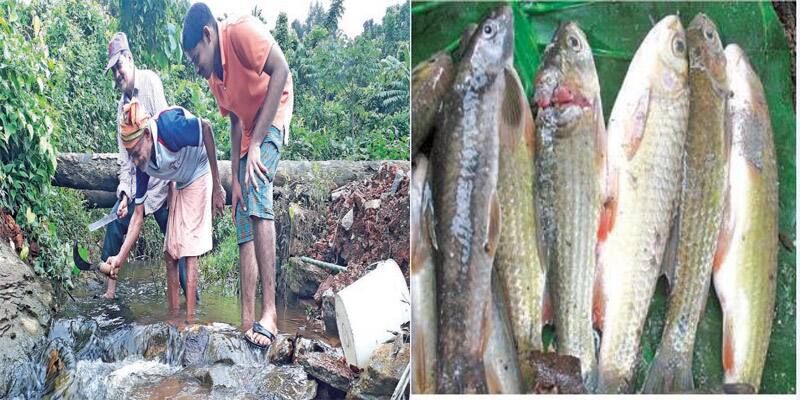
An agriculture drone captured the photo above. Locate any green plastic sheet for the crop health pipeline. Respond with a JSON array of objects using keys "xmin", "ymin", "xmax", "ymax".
[{"xmin": 412, "ymin": 1, "xmax": 795, "ymax": 393}]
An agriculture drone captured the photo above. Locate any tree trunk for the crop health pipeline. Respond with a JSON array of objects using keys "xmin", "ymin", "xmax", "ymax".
[{"xmin": 54, "ymin": 153, "xmax": 409, "ymax": 207}]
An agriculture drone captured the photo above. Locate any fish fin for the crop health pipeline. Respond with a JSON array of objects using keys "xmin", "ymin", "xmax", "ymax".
[
  {"xmin": 597, "ymin": 167, "xmax": 618, "ymax": 242},
  {"xmin": 712, "ymin": 184, "xmax": 733, "ymax": 273},
  {"xmin": 594, "ymin": 95, "xmax": 607, "ymax": 176},
  {"xmin": 500, "ymin": 67, "xmax": 526, "ymax": 146},
  {"xmin": 642, "ymin": 346, "xmax": 694, "ymax": 393},
  {"xmin": 660, "ymin": 211, "xmax": 681, "ymax": 290},
  {"xmin": 623, "ymin": 88, "xmax": 650, "ymax": 160},
  {"xmin": 592, "ymin": 241, "xmax": 605, "ymax": 331},
  {"xmin": 523, "ymin": 95, "xmax": 536, "ymax": 154},
  {"xmin": 722, "ymin": 314, "xmax": 735, "ymax": 377},
  {"xmin": 485, "ymin": 191, "xmax": 501, "ymax": 256}
]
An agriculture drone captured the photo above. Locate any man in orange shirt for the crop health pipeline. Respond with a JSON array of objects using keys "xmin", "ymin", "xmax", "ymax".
[{"xmin": 181, "ymin": 2, "xmax": 294, "ymax": 348}]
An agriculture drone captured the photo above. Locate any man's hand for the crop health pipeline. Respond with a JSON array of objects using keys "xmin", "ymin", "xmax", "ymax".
[
  {"xmin": 212, "ymin": 184, "xmax": 226, "ymax": 217},
  {"xmin": 244, "ymin": 144, "xmax": 268, "ymax": 191},
  {"xmin": 106, "ymin": 254, "xmax": 124, "ymax": 279},
  {"xmin": 117, "ymin": 194, "xmax": 129, "ymax": 219},
  {"xmin": 231, "ymin": 180, "xmax": 246, "ymax": 223}
]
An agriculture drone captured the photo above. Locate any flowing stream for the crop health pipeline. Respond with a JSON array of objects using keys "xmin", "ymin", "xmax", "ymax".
[{"xmin": 2, "ymin": 262, "xmax": 337, "ymax": 399}]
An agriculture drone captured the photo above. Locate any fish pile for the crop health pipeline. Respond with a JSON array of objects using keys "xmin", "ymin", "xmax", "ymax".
[{"xmin": 410, "ymin": 6, "xmax": 779, "ymax": 395}]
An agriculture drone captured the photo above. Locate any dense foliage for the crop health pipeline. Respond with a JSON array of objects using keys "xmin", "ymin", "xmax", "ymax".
[{"xmin": 0, "ymin": 0, "xmax": 409, "ymax": 288}]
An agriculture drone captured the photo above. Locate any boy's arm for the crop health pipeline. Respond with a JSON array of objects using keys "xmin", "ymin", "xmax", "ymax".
[
  {"xmin": 230, "ymin": 113, "xmax": 246, "ymax": 221},
  {"xmin": 201, "ymin": 119, "xmax": 225, "ymax": 216},
  {"xmin": 244, "ymin": 44, "xmax": 290, "ymax": 190}
]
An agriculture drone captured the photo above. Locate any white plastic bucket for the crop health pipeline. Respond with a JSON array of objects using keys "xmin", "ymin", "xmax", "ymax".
[{"xmin": 335, "ymin": 259, "xmax": 410, "ymax": 368}]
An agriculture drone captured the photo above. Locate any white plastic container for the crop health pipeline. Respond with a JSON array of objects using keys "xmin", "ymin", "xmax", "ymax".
[{"xmin": 335, "ymin": 259, "xmax": 410, "ymax": 368}]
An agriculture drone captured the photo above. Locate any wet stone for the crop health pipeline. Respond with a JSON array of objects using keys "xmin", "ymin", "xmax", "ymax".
[
  {"xmin": 250, "ymin": 364, "xmax": 317, "ymax": 400},
  {"xmin": 297, "ymin": 351, "xmax": 354, "ymax": 392},
  {"xmin": 201, "ymin": 364, "xmax": 248, "ymax": 389},
  {"xmin": 268, "ymin": 334, "xmax": 295, "ymax": 365},
  {"xmin": 182, "ymin": 326, "xmax": 211, "ymax": 367},
  {"xmin": 293, "ymin": 337, "xmax": 335, "ymax": 361},
  {"xmin": 321, "ymin": 289, "xmax": 338, "ymax": 336},
  {"xmin": 347, "ymin": 342, "xmax": 409, "ymax": 399},
  {"xmin": 204, "ymin": 324, "xmax": 266, "ymax": 366}
]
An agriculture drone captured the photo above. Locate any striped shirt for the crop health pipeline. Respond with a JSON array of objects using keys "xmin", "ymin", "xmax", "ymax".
[{"xmin": 115, "ymin": 68, "xmax": 170, "ymax": 215}]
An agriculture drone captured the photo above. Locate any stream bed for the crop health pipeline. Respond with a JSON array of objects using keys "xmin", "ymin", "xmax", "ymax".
[{"xmin": 1, "ymin": 262, "xmax": 339, "ymax": 399}]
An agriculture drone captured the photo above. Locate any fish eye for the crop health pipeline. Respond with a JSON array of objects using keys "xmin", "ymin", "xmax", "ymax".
[
  {"xmin": 482, "ymin": 22, "xmax": 496, "ymax": 38},
  {"xmin": 672, "ymin": 37, "xmax": 685, "ymax": 55},
  {"xmin": 704, "ymin": 29, "xmax": 714, "ymax": 40},
  {"xmin": 568, "ymin": 35, "xmax": 582, "ymax": 52}
]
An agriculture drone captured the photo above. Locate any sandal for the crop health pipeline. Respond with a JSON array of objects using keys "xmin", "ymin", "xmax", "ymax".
[{"xmin": 244, "ymin": 321, "xmax": 276, "ymax": 349}]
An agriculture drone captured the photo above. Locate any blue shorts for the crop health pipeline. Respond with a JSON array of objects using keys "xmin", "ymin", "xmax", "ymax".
[{"xmin": 235, "ymin": 126, "xmax": 283, "ymax": 244}]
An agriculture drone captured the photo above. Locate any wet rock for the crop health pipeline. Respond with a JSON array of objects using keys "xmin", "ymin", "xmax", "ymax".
[
  {"xmin": 285, "ymin": 257, "xmax": 328, "ymax": 298},
  {"xmin": 293, "ymin": 337, "xmax": 335, "ymax": 360},
  {"xmin": 297, "ymin": 350, "xmax": 354, "ymax": 392},
  {"xmin": 103, "ymin": 322, "xmax": 180, "ymax": 364},
  {"xmin": 182, "ymin": 325, "xmax": 211, "ymax": 366},
  {"xmin": 204, "ymin": 323, "xmax": 266, "ymax": 365},
  {"xmin": 321, "ymin": 289, "xmax": 338, "ymax": 336},
  {"xmin": 0, "ymin": 241, "xmax": 54, "ymax": 365},
  {"xmin": 198, "ymin": 364, "xmax": 248, "ymax": 389},
  {"xmin": 268, "ymin": 334, "xmax": 294, "ymax": 364},
  {"xmin": 347, "ymin": 342, "xmax": 409, "ymax": 399},
  {"xmin": 250, "ymin": 364, "xmax": 317, "ymax": 400}
]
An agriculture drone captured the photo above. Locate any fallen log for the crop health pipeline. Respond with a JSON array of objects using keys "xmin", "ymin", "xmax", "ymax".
[
  {"xmin": 54, "ymin": 153, "xmax": 409, "ymax": 207},
  {"xmin": 80, "ymin": 190, "xmax": 118, "ymax": 209}
]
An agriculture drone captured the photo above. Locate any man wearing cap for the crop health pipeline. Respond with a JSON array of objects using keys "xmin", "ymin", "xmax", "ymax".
[
  {"xmin": 105, "ymin": 100, "xmax": 226, "ymax": 323},
  {"xmin": 101, "ymin": 32, "xmax": 198, "ymax": 302},
  {"xmin": 181, "ymin": 2, "xmax": 293, "ymax": 348}
]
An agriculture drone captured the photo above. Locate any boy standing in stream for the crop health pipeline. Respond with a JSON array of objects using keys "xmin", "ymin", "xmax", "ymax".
[
  {"xmin": 103, "ymin": 100, "xmax": 226, "ymax": 323},
  {"xmin": 181, "ymin": 2, "xmax": 294, "ymax": 348}
]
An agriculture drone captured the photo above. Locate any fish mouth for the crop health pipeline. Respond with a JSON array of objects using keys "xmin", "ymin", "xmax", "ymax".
[
  {"xmin": 534, "ymin": 80, "xmax": 592, "ymax": 129},
  {"xmin": 534, "ymin": 82, "xmax": 591, "ymax": 110}
]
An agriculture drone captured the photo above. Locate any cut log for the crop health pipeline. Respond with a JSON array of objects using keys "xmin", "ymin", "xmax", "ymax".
[{"xmin": 54, "ymin": 153, "xmax": 409, "ymax": 207}]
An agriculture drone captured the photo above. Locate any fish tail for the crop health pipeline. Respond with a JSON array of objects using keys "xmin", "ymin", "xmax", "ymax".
[{"xmin": 641, "ymin": 345, "xmax": 694, "ymax": 393}]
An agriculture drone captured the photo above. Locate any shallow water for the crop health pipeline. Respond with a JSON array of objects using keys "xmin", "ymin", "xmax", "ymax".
[
  {"xmin": 2, "ymin": 261, "xmax": 337, "ymax": 399},
  {"xmin": 64, "ymin": 261, "xmax": 336, "ymax": 344}
]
